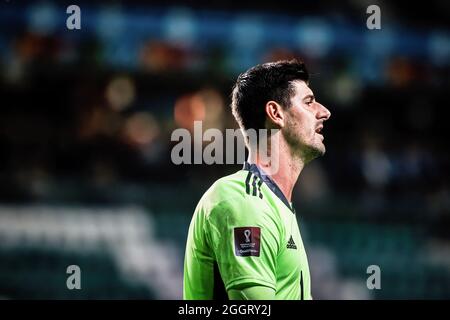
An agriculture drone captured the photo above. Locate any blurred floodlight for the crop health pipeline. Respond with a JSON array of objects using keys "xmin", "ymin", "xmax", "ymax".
[
  {"xmin": 4, "ymin": 55, "xmax": 25, "ymax": 85},
  {"xmin": 232, "ymin": 15, "xmax": 264, "ymax": 49},
  {"xmin": 105, "ymin": 75, "xmax": 136, "ymax": 112},
  {"xmin": 173, "ymin": 88, "xmax": 225, "ymax": 132},
  {"xmin": 123, "ymin": 112, "xmax": 160, "ymax": 147},
  {"xmin": 174, "ymin": 94, "xmax": 206, "ymax": 131},
  {"xmin": 365, "ymin": 28, "xmax": 394, "ymax": 57},
  {"xmin": 295, "ymin": 19, "xmax": 332, "ymax": 57},
  {"xmin": 198, "ymin": 89, "xmax": 225, "ymax": 130},
  {"xmin": 331, "ymin": 73, "xmax": 361, "ymax": 106},
  {"xmin": 97, "ymin": 7, "xmax": 125, "ymax": 40},
  {"xmin": 429, "ymin": 32, "xmax": 450, "ymax": 66},
  {"xmin": 362, "ymin": 148, "xmax": 392, "ymax": 188},
  {"xmin": 27, "ymin": 2, "xmax": 58, "ymax": 35},
  {"xmin": 164, "ymin": 8, "xmax": 197, "ymax": 45}
]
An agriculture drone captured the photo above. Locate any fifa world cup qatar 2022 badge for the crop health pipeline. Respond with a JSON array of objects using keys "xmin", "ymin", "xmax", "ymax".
[{"xmin": 234, "ymin": 227, "xmax": 261, "ymax": 257}]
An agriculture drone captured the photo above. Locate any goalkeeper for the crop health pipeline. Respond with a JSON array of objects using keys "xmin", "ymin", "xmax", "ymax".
[{"xmin": 183, "ymin": 60, "xmax": 331, "ymax": 300}]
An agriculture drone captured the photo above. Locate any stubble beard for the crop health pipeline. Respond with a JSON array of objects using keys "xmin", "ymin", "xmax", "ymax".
[{"xmin": 284, "ymin": 128, "xmax": 325, "ymax": 165}]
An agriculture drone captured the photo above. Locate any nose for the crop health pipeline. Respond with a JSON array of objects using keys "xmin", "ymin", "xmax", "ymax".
[{"xmin": 316, "ymin": 102, "xmax": 331, "ymax": 121}]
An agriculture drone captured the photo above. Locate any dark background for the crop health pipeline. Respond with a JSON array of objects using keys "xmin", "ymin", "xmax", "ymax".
[{"xmin": 0, "ymin": 0, "xmax": 449, "ymax": 299}]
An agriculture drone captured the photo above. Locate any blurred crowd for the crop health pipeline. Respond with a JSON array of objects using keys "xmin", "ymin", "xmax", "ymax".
[
  {"xmin": 0, "ymin": 1, "xmax": 449, "ymax": 299},
  {"xmin": 1, "ymin": 2, "xmax": 448, "ymax": 226}
]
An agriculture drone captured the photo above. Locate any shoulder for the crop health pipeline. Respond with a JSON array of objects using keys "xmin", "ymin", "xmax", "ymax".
[
  {"xmin": 197, "ymin": 170, "xmax": 277, "ymax": 226},
  {"xmin": 197, "ymin": 170, "xmax": 248, "ymax": 214},
  {"xmin": 208, "ymin": 170, "xmax": 247, "ymax": 199}
]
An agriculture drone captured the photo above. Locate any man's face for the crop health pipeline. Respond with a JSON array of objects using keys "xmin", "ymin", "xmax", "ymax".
[{"xmin": 282, "ymin": 80, "xmax": 331, "ymax": 163}]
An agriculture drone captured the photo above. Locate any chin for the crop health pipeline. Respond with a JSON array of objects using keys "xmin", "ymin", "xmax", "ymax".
[
  {"xmin": 314, "ymin": 146, "xmax": 326, "ymax": 158},
  {"xmin": 318, "ymin": 143, "xmax": 326, "ymax": 155},
  {"xmin": 302, "ymin": 143, "xmax": 325, "ymax": 164}
]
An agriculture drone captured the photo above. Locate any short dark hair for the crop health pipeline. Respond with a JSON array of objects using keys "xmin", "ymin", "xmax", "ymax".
[{"xmin": 231, "ymin": 59, "xmax": 309, "ymax": 131}]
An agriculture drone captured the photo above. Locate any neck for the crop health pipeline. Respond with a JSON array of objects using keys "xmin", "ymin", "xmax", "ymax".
[{"xmin": 249, "ymin": 138, "xmax": 304, "ymax": 202}]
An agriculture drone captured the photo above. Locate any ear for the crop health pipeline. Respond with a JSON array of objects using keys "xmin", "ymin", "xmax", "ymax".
[{"xmin": 265, "ymin": 101, "xmax": 285, "ymax": 128}]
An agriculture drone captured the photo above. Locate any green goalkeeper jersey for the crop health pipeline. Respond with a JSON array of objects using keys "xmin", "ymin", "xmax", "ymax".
[{"xmin": 183, "ymin": 162, "xmax": 311, "ymax": 300}]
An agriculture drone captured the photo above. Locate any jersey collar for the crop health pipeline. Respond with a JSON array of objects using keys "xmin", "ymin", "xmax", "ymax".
[{"xmin": 243, "ymin": 162, "xmax": 295, "ymax": 214}]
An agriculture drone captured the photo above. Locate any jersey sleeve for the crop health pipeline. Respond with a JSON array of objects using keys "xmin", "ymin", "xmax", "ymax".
[{"xmin": 204, "ymin": 195, "xmax": 283, "ymax": 292}]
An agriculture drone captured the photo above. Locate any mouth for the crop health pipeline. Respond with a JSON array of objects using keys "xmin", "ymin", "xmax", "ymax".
[{"xmin": 315, "ymin": 125, "xmax": 325, "ymax": 141}]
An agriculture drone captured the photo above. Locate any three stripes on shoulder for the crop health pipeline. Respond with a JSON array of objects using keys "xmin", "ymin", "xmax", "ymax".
[{"xmin": 245, "ymin": 171, "xmax": 263, "ymax": 199}]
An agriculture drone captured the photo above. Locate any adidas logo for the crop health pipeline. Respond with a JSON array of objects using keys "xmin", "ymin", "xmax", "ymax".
[{"xmin": 286, "ymin": 235, "xmax": 297, "ymax": 249}]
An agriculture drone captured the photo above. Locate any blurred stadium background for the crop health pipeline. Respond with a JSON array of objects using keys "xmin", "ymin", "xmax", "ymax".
[{"xmin": 0, "ymin": 0, "xmax": 449, "ymax": 299}]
